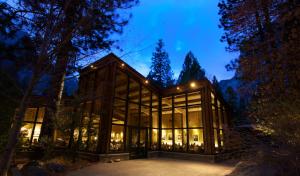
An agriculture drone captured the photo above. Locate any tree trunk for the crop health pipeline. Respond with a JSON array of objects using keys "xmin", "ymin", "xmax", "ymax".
[{"xmin": 0, "ymin": 74, "xmax": 38, "ymax": 176}]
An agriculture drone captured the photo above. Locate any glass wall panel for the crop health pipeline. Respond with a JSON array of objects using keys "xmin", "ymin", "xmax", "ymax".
[
  {"xmin": 188, "ymin": 106, "xmax": 203, "ymax": 127},
  {"xmin": 115, "ymin": 70, "xmax": 128, "ymax": 99},
  {"xmin": 151, "ymin": 129, "xmax": 158, "ymax": 150},
  {"xmin": 140, "ymin": 106, "xmax": 150, "ymax": 127},
  {"xmin": 112, "ymin": 99, "xmax": 126, "ymax": 125},
  {"xmin": 88, "ymin": 99, "xmax": 101, "ymax": 151},
  {"xmin": 162, "ymin": 111, "xmax": 172, "ymax": 128},
  {"xmin": 174, "ymin": 129, "xmax": 187, "ymax": 152},
  {"xmin": 110, "ymin": 125, "xmax": 124, "ymax": 151},
  {"xmin": 20, "ymin": 123, "xmax": 33, "ymax": 147},
  {"xmin": 24, "ymin": 108, "xmax": 37, "ymax": 121},
  {"xmin": 152, "ymin": 94, "xmax": 159, "ymax": 109},
  {"xmin": 128, "ymin": 103, "xmax": 139, "ymax": 126},
  {"xmin": 188, "ymin": 92, "xmax": 201, "ymax": 106},
  {"xmin": 218, "ymin": 107, "xmax": 223, "ymax": 129},
  {"xmin": 161, "ymin": 129, "xmax": 173, "ymax": 151},
  {"xmin": 141, "ymin": 86, "xmax": 151, "ymax": 106},
  {"xmin": 214, "ymin": 129, "xmax": 219, "ymax": 149},
  {"xmin": 174, "ymin": 94, "xmax": 186, "ymax": 107},
  {"xmin": 212, "ymin": 106, "xmax": 217, "ymax": 128},
  {"xmin": 37, "ymin": 107, "xmax": 45, "ymax": 122},
  {"xmin": 188, "ymin": 129, "xmax": 204, "ymax": 153},
  {"xmin": 129, "ymin": 78, "xmax": 140, "ymax": 103},
  {"xmin": 152, "ymin": 108, "xmax": 159, "ymax": 128},
  {"xmin": 162, "ymin": 97, "xmax": 172, "ymax": 109},
  {"xmin": 79, "ymin": 102, "xmax": 91, "ymax": 150},
  {"xmin": 174, "ymin": 107, "xmax": 186, "ymax": 128}
]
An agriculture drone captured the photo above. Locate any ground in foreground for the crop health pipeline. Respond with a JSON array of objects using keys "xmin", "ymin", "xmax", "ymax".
[{"xmin": 67, "ymin": 158, "xmax": 237, "ymax": 176}]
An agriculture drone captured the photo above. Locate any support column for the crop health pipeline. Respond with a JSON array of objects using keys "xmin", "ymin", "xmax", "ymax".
[{"xmin": 201, "ymin": 87, "xmax": 214, "ymax": 154}]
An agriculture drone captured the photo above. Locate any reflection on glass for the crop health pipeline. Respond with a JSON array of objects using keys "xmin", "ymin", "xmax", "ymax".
[
  {"xmin": 110, "ymin": 125, "xmax": 124, "ymax": 151},
  {"xmin": 174, "ymin": 107, "xmax": 186, "ymax": 128},
  {"xmin": 161, "ymin": 129, "xmax": 173, "ymax": 151},
  {"xmin": 188, "ymin": 129, "xmax": 204, "ymax": 153},
  {"xmin": 174, "ymin": 94, "xmax": 186, "ymax": 107}
]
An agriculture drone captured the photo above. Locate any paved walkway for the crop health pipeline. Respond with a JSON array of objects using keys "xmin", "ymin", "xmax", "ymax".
[{"xmin": 67, "ymin": 158, "xmax": 237, "ymax": 176}]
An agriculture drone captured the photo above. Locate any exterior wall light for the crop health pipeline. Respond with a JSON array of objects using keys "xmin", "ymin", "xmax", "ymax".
[
  {"xmin": 121, "ymin": 63, "xmax": 125, "ymax": 67},
  {"xmin": 145, "ymin": 80, "xmax": 149, "ymax": 84},
  {"xmin": 90, "ymin": 65, "xmax": 97, "ymax": 69},
  {"xmin": 190, "ymin": 82, "xmax": 196, "ymax": 88},
  {"xmin": 176, "ymin": 86, "xmax": 180, "ymax": 90}
]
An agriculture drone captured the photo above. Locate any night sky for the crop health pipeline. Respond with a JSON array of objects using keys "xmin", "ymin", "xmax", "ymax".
[{"xmin": 106, "ymin": 0, "xmax": 238, "ymax": 81}]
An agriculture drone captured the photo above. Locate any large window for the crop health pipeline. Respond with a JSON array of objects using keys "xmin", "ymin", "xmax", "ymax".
[
  {"xmin": 20, "ymin": 107, "xmax": 45, "ymax": 147},
  {"xmin": 161, "ymin": 97, "xmax": 173, "ymax": 151},
  {"xmin": 151, "ymin": 93, "xmax": 159, "ymax": 150}
]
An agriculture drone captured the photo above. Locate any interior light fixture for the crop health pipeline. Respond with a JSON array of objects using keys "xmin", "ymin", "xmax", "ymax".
[{"xmin": 190, "ymin": 82, "xmax": 196, "ymax": 88}]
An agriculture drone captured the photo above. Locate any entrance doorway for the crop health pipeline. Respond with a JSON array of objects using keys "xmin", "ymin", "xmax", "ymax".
[{"xmin": 127, "ymin": 127, "xmax": 148, "ymax": 159}]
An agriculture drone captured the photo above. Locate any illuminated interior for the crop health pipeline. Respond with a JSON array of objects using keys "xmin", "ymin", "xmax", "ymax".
[{"xmin": 22, "ymin": 54, "xmax": 230, "ymax": 156}]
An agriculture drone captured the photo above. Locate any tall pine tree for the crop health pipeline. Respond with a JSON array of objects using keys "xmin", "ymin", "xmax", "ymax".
[
  {"xmin": 147, "ymin": 39, "xmax": 174, "ymax": 88},
  {"xmin": 177, "ymin": 51, "xmax": 205, "ymax": 84}
]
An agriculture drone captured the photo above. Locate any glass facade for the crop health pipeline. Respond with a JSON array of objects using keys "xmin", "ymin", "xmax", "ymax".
[
  {"xmin": 20, "ymin": 107, "xmax": 45, "ymax": 147},
  {"xmin": 21, "ymin": 55, "xmax": 230, "ymax": 156}
]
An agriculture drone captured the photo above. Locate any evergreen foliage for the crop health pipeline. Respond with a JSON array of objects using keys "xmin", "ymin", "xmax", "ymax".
[
  {"xmin": 147, "ymin": 39, "xmax": 175, "ymax": 88},
  {"xmin": 177, "ymin": 51, "xmax": 205, "ymax": 84}
]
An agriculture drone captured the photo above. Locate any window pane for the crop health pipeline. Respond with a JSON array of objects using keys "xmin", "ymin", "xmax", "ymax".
[
  {"xmin": 174, "ymin": 94, "xmax": 186, "ymax": 107},
  {"xmin": 152, "ymin": 94, "xmax": 159, "ymax": 109},
  {"xmin": 174, "ymin": 129, "xmax": 187, "ymax": 152},
  {"xmin": 174, "ymin": 107, "xmax": 186, "ymax": 128},
  {"xmin": 128, "ymin": 103, "xmax": 139, "ymax": 126},
  {"xmin": 88, "ymin": 99, "xmax": 101, "ymax": 152},
  {"xmin": 188, "ymin": 106, "xmax": 203, "ymax": 127},
  {"xmin": 113, "ymin": 99, "xmax": 125, "ymax": 125},
  {"xmin": 24, "ymin": 108, "xmax": 37, "ymax": 122},
  {"xmin": 212, "ymin": 106, "xmax": 217, "ymax": 128},
  {"xmin": 152, "ymin": 108, "xmax": 159, "ymax": 128},
  {"xmin": 211, "ymin": 92, "xmax": 215, "ymax": 104},
  {"xmin": 218, "ymin": 107, "xmax": 223, "ymax": 129},
  {"xmin": 129, "ymin": 78, "xmax": 140, "ymax": 103},
  {"xmin": 214, "ymin": 129, "xmax": 219, "ymax": 150},
  {"xmin": 20, "ymin": 123, "xmax": 33, "ymax": 147},
  {"xmin": 188, "ymin": 92, "xmax": 201, "ymax": 106},
  {"xmin": 36, "ymin": 107, "xmax": 45, "ymax": 122},
  {"xmin": 110, "ymin": 125, "xmax": 124, "ymax": 151},
  {"xmin": 161, "ymin": 129, "xmax": 173, "ymax": 151},
  {"xmin": 141, "ymin": 86, "xmax": 151, "ymax": 106},
  {"xmin": 188, "ymin": 129, "xmax": 204, "ymax": 153},
  {"xmin": 162, "ymin": 110, "xmax": 172, "ymax": 128},
  {"xmin": 140, "ymin": 106, "xmax": 150, "ymax": 127},
  {"xmin": 151, "ymin": 129, "xmax": 158, "ymax": 150},
  {"xmin": 162, "ymin": 97, "xmax": 172, "ymax": 109},
  {"xmin": 115, "ymin": 70, "xmax": 128, "ymax": 99}
]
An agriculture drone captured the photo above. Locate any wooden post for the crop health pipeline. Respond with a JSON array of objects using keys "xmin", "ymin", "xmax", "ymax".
[{"xmin": 201, "ymin": 87, "xmax": 214, "ymax": 154}]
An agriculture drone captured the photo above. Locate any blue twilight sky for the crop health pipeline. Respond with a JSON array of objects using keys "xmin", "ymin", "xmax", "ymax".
[{"xmin": 103, "ymin": 0, "xmax": 239, "ymax": 81}]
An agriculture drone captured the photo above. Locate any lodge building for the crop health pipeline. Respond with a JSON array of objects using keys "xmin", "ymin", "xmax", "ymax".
[{"xmin": 19, "ymin": 53, "xmax": 231, "ymax": 161}]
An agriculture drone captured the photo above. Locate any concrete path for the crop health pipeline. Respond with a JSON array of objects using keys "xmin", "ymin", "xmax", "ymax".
[{"xmin": 67, "ymin": 158, "xmax": 236, "ymax": 176}]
